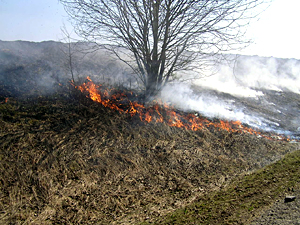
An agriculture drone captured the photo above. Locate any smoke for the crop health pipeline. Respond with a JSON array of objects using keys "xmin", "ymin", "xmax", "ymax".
[
  {"xmin": 160, "ymin": 55, "xmax": 300, "ymax": 136},
  {"xmin": 0, "ymin": 40, "xmax": 135, "ymax": 96},
  {"xmin": 160, "ymin": 82, "xmax": 265, "ymax": 129},
  {"xmin": 1, "ymin": 41, "xmax": 299, "ymax": 137},
  {"xmin": 194, "ymin": 56, "xmax": 300, "ymax": 95}
]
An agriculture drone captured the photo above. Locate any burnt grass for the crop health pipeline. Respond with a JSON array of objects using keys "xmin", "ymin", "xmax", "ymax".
[{"xmin": 0, "ymin": 90, "xmax": 299, "ymax": 224}]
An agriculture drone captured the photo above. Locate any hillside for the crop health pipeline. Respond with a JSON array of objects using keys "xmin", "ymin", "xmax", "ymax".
[
  {"xmin": 1, "ymin": 86, "xmax": 299, "ymax": 224},
  {"xmin": 0, "ymin": 40, "xmax": 131, "ymax": 97},
  {"xmin": 1, "ymin": 40, "xmax": 300, "ymax": 139},
  {"xmin": 1, "ymin": 40, "xmax": 300, "ymax": 224}
]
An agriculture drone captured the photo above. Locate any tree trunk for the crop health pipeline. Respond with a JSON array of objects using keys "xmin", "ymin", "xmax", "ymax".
[
  {"xmin": 145, "ymin": 67, "xmax": 158, "ymax": 100},
  {"xmin": 145, "ymin": 0, "xmax": 161, "ymax": 100}
]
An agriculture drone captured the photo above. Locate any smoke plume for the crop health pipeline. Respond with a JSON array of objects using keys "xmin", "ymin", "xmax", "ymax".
[{"xmin": 160, "ymin": 55, "xmax": 300, "ymax": 137}]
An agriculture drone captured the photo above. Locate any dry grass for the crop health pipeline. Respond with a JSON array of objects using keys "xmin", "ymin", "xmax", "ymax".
[{"xmin": 0, "ymin": 92, "xmax": 298, "ymax": 224}]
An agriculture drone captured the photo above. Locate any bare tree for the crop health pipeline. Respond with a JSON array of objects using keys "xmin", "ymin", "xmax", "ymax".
[
  {"xmin": 59, "ymin": 24, "xmax": 81, "ymax": 84},
  {"xmin": 60, "ymin": 0, "xmax": 268, "ymax": 99},
  {"xmin": 59, "ymin": 25, "xmax": 99, "ymax": 85}
]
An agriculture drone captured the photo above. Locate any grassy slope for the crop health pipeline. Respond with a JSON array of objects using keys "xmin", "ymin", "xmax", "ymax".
[
  {"xmin": 155, "ymin": 148, "xmax": 300, "ymax": 225},
  {"xmin": 0, "ymin": 92, "xmax": 299, "ymax": 224}
]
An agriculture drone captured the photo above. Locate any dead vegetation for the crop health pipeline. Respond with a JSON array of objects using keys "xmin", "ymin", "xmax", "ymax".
[{"xmin": 0, "ymin": 90, "xmax": 298, "ymax": 224}]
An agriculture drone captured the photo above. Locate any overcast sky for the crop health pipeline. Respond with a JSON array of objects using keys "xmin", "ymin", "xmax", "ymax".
[{"xmin": 1, "ymin": 0, "xmax": 300, "ymax": 59}]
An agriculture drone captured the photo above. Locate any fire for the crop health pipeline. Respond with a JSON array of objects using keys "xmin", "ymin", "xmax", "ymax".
[
  {"xmin": 73, "ymin": 77, "xmax": 292, "ymax": 141},
  {"xmin": 1, "ymin": 97, "xmax": 9, "ymax": 104}
]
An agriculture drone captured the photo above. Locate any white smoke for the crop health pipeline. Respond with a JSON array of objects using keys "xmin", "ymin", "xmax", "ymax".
[
  {"xmin": 194, "ymin": 64, "xmax": 264, "ymax": 98},
  {"xmin": 194, "ymin": 56, "xmax": 300, "ymax": 95},
  {"xmin": 160, "ymin": 55, "xmax": 300, "ymax": 135},
  {"xmin": 160, "ymin": 82, "xmax": 264, "ymax": 129}
]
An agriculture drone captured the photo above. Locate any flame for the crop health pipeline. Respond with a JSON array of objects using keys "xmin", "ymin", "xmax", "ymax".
[
  {"xmin": 73, "ymin": 77, "xmax": 294, "ymax": 142},
  {"xmin": 1, "ymin": 97, "xmax": 8, "ymax": 104}
]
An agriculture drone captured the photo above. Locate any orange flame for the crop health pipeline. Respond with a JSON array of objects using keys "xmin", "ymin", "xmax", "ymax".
[
  {"xmin": 1, "ymin": 97, "xmax": 9, "ymax": 104},
  {"xmin": 73, "ymin": 77, "xmax": 294, "ymax": 142}
]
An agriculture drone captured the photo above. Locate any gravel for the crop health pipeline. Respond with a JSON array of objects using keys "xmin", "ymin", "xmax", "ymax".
[{"xmin": 250, "ymin": 187, "xmax": 300, "ymax": 225}]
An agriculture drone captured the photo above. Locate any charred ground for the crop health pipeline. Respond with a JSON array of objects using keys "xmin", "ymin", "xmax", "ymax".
[{"xmin": 1, "ymin": 87, "xmax": 299, "ymax": 224}]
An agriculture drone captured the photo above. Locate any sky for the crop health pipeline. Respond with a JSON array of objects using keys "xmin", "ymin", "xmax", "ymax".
[{"xmin": 0, "ymin": 0, "xmax": 300, "ymax": 59}]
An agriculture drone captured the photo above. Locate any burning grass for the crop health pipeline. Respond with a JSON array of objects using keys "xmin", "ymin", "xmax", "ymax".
[
  {"xmin": 74, "ymin": 77, "xmax": 292, "ymax": 141},
  {"xmin": 0, "ymin": 87, "xmax": 299, "ymax": 224}
]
